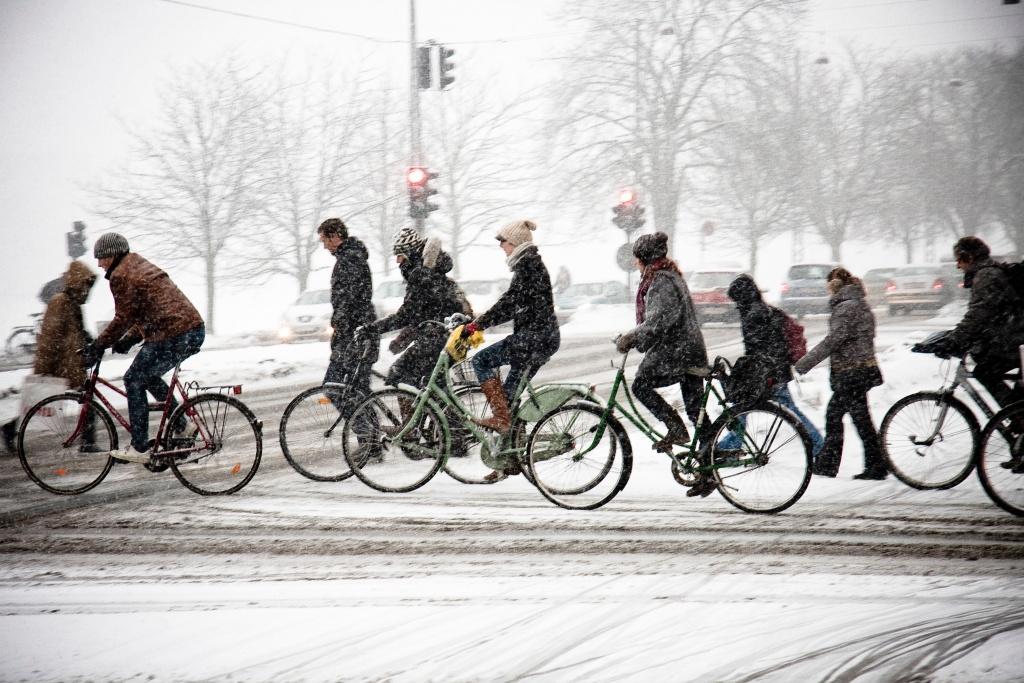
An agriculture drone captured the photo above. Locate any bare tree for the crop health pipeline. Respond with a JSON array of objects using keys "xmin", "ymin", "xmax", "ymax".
[
  {"xmin": 422, "ymin": 87, "xmax": 538, "ymax": 276},
  {"xmin": 546, "ymin": 0, "xmax": 799, "ymax": 245},
  {"xmin": 91, "ymin": 57, "xmax": 275, "ymax": 333},
  {"xmin": 233, "ymin": 69, "xmax": 379, "ymax": 294}
]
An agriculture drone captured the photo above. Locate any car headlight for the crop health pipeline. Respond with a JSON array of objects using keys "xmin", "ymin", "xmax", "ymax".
[{"xmin": 278, "ymin": 326, "xmax": 293, "ymax": 340}]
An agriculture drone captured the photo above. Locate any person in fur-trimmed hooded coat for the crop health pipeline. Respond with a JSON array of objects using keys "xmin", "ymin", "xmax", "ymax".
[{"xmin": 363, "ymin": 228, "xmax": 466, "ymax": 388}]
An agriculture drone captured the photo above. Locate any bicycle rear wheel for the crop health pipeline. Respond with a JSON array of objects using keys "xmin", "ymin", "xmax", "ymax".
[
  {"xmin": 168, "ymin": 394, "xmax": 263, "ymax": 495},
  {"xmin": 279, "ymin": 385, "xmax": 356, "ymax": 482},
  {"xmin": 342, "ymin": 388, "xmax": 447, "ymax": 493},
  {"xmin": 18, "ymin": 392, "xmax": 115, "ymax": 495},
  {"xmin": 977, "ymin": 402, "xmax": 1024, "ymax": 517},
  {"xmin": 708, "ymin": 402, "xmax": 811, "ymax": 514},
  {"xmin": 525, "ymin": 401, "xmax": 632, "ymax": 510},
  {"xmin": 880, "ymin": 392, "xmax": 978, "ymax": 490}
]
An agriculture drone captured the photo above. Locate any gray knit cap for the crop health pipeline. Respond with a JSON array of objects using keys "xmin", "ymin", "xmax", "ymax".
[{"xmin": 93, "ymin": 232, "xmax": 130, "ymax": 259}]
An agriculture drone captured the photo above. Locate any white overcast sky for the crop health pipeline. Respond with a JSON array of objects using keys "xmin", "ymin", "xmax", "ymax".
[{"xmin": 1, "ymin": 0, "xmax": 1021, "ymax": 336}]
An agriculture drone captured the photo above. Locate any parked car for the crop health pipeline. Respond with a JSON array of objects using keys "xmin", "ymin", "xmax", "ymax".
[
  {"xmin": 555, "ymin": 281, "xmax": 631, "ymax": 310},
  {"xmin": 862, "ymin": 267, "xmax": 899, "ymax": 308},
  {"xmin": 884, "ymin": 264, "xmax": 958, "ymax": 315},
  {"xmin": 687, "ymin": 269, "xmax": 744, "ymax": 323},
  {"xmin": 278, "ymin": 289, "xmax": 332, "ymax": 343},
  {"xmin": 779, "ymin": 263, "xmax": 838, "ymax": 318}
]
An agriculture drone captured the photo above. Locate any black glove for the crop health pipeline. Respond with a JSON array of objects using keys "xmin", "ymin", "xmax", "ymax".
[
  {"xmin": 79, "ymin": 342, "xmax": 103, "ymax": 366},
  {"xmin": 354, "ymin": 323, "xmax": 377, "ymax": 338},
  {"xmin": 112, "ymin": 334, "xmax": 142, "ymax": 354}
]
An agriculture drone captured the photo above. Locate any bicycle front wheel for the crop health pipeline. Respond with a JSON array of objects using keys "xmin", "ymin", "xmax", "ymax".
[
  {"xmin": 6, "ymin": 328, "xmax": 36, "ymax": 362},
  {"xmin": 977, "ymin": 402, "xmax": 1024, "ymax": 517},
  {"xmin": 708, "ymin": 402, "xmax": 811, "ymax": 514},
  {"xmin": 18, "ymin": 392, "xmax": 115, "ymax": 495},
  {"xmin": 880, "ymin": 392, "xmax": 978, "ymax": 490},
  {"xmin": 526, "ymin": 401, "xmax": 632, "ymax": 510},
  {"xmin": 279, "ymin": 385, "xmax": 356, "ymax": 482},
  {"xmin": 342, "ymin": 388, "xmax": 447, "ymax": 493},
  {"xmin": 168, "ymin": 394, "xmax": 263, "ymax": 495}
]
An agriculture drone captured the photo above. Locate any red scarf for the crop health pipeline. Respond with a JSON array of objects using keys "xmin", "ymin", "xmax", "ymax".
[{"xmin": 636, "ymin": 257, "xmax": 682, "ymax": 324}]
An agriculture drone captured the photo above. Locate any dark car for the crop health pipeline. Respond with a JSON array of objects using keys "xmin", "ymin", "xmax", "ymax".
[
  {"xmin": 884, "ymin": 264, "xmax": 958, "ymax": 315},
  {"xmin": 688, "ymin": 269, "xmax": 744, "ymax": 323},
  {"xmin": 779, "ymin": 263, "xmax": 837, "ymax": 318},
  {"xmin": 862, "ymin": 267, "xmax": 899, "ymax": 308}
]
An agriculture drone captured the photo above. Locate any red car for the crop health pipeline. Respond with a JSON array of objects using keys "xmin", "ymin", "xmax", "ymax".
[{"xmin": 688, "ymin": 269, "xmax": 743, "ymax": 324}]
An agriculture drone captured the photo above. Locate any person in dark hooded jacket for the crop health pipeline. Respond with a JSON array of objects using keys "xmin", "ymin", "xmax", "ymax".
[
  {"xmin": 467, "ymin": 220, "xmax": 561, "ymax": 437},
  {"xmin": 2, "ymin": 261, "xmax": 98, "ymax": 453},
  {"xmin": 317, "ymin": 218, "xmax": 378, "ymax": 414},
  {"xmin": 794, "ymin": 267, "xmax": 886, "ymax": 480},
  {"xmin": 718, "ymin": 274, "xmax": 824, "ymax": 456},
  {"xmin": 616, "ymin": 233, "xmax": 709, "ymax": 471},
  {"xmin": 362, "ymin": 227, "xmax": 464, "ymax": 390}
]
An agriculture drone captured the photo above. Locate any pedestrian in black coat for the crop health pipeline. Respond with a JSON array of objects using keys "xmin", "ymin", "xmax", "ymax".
[{"xmin": 317, "ymin": 218, "xmax": 378, "ymax": 414}]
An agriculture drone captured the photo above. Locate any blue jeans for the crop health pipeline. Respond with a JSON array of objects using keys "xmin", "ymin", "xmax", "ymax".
[
  {"xmin": 123, "ymin": 326, "xmax": 205, "ymax": 451},
  {"xmin": 471, "ymin": 337, "xmax": 547, "ymax": 400},
  {"xmin": 718, "ymin": 382, "xmax": 824, "ymax": 456}
]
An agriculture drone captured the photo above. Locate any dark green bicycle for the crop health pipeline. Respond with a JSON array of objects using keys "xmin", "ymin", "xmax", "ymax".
[
  {"xmin": 524, "ymin": 352, "xmax": 813, "ymax": 512},
  {"xmin": 341, "ymin": 316, "xmax": 603, "ymax": 494}
]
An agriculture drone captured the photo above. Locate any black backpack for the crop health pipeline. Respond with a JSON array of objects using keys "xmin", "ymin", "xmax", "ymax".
[{"xmin": 1002, "ymin": 260, "xmax": 1024, "ymax": 302}]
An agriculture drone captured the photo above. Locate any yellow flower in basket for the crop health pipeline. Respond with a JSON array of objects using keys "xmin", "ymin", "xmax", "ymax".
[{"xmin": 445, "ymin": 325, "xmax": 485, "ymax": 362}]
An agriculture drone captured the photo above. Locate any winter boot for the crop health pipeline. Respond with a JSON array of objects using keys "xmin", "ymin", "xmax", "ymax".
[
  {"xmin": 652, "ymin": 413, "xmax": 690, "ymax": 453},
  {"xmin": 2, "ymin": 419, "xmax": 16, "ymax": 455},
  {"xmin": 853, "ymin": 439, "xmax": 888, "ymax": 480},
  {"xmin": 811, "ymin": 451, "xmax": 840, "ymax": 478},
  {"xmin": 473, "ymin": 378, "xmax": 511, "ymax": 435}
]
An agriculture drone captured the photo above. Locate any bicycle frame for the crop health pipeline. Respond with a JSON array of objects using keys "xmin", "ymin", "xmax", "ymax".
[
  {"xmin": 389, "ymin": 328, "xmax": 593, "ymax": 466},
  {"xmin": 70, "ymin": 359, "xmax": 216, "ymax": 458},
  {"xmin": 915, "ymin": 357, "xmax": 1014, "ymax": 446},
  {"xmin": 572, "ymin": 352, "xmax": 773, "ymax": 476}
]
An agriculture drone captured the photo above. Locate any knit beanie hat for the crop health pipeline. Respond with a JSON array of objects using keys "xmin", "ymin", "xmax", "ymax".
[
  {"xmin": 495, "ymin": 220, "xmax": 537, "ymax": 247},
  {"xmin": 632, "ymin": 231, "xmax": 668, "ymax": 265},
  {"xmin": 93, "ymin": 232, "xmax": 130, "ymax": 259},
  {"xmin": 392, "ymin": 227, "xmax": 426, "ymax": 256}
]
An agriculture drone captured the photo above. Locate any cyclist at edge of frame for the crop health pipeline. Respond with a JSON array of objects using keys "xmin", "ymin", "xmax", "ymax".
[
  {"xmin": 613, "ymin": 231, "xmax": 712, "ymax": 496},
  {"xmin": 462, "ymin": 219, "xmax": 561, "ymax": 481},
  {"xmin": 82, "ymin": 232, "xmax": 205, "ymax": 465},
  {"xmin": 933, "ymin": 236, "xmax": 1024, "ymax": 469}
]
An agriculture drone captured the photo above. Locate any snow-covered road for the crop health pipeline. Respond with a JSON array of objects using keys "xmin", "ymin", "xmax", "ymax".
[{"xmin": 1, "ymin": 312, "xmax": 1021, "ymax": 682}]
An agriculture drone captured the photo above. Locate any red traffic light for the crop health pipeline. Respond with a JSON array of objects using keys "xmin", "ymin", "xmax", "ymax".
[
  {"xmin": 618, "ymin": 188, "xmax": 636, "ymax": 205},
  {"xmin": 406, "ymin": 166, "xmax": 428, "ymax": 187}
]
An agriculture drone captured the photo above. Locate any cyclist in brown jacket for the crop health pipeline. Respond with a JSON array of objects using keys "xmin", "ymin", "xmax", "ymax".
[{"xmin": 83, "ymin": 233, "xmax": 205, "ymax": 463}]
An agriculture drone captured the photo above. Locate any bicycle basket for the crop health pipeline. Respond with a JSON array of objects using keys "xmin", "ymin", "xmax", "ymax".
[
  {"xmin": 722, "ymin": 355, "xmax": 772, "ymax": 406},
  {"xmin": 450, "ymin": 358, "xmax": 502, "ymax": 385}
]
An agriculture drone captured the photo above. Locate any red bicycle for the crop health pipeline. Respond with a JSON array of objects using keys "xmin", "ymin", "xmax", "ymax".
[{"xmin": 17, "ymin": 355, "xmax": 263, "ymax": 495}]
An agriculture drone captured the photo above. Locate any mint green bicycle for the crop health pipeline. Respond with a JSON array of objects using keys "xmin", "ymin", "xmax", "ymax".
[
  {"xmin": 341, "ymin": 316, "xmax": 605, "ymax": 494},
  {"xmin": 524, "ymin": 352, "xmax": 813, "ymax": 512}
]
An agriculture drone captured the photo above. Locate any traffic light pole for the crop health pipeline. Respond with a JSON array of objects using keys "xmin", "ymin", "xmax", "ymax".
[{"xmin": 409, "ymin": 0, "xmax": 424, "ymax": 232}]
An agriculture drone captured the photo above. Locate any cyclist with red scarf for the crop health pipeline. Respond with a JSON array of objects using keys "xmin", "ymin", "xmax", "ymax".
[{"xmin": 615, "ymin": 232, "xmax": 708, "ymax": 453}]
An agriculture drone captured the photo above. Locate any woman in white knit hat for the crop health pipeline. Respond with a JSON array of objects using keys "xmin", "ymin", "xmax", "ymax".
[{"xmin": 462, "ymin": 220, "xmax": 561, "ymax": 478}]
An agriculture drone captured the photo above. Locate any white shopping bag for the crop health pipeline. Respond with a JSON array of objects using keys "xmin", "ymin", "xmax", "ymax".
[{"xmin": 18, "ymin": 374, "xmax": 69, "ymax": 417}]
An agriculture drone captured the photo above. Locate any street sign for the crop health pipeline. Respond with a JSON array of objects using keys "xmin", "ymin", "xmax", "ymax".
[{"xmin": 616, "ymin": 242, "xmax": 635, "ymax": 272}]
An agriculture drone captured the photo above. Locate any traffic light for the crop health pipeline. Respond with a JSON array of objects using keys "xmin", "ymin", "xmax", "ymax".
[
  {"xmin": 612, "ymin": 189, "xmax": 645, "ymax": 232},
  {"xmin": 416, "ymin": 46, "xmax": 431, "ymax": 89},
  {"xmin": 66, "ymin": 220, "xmax": 87, "ymax": 258},
  {"xmin": 407, "ymin": 166, "xmax": 439, "ymax": 220},
  {"xmin": 438, "ymin": 45, "xmax": 455, "ymax": 89}
]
